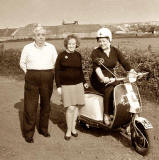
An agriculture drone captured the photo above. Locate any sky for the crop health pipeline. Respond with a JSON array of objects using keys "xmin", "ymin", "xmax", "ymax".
[{"xmin": 1, "ymin": 0, "xmax": 159, "ymax": 28}]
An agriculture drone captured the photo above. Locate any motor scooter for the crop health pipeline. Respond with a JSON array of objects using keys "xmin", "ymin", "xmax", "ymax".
[{"xmin": 78, "ymin": 58, "xmax": 153, "ymax": 156}]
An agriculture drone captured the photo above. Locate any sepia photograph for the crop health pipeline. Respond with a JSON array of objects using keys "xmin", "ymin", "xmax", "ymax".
[{"xmin": 0, "ymin": 0, "xmax": 159, "ymax": 160}]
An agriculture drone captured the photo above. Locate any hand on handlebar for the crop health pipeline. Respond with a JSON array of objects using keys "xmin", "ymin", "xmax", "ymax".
[
  {"xmin": 103, "ymin": 77, "xmax": 116, "ymax": 86},
  {"xmin": 102, "ymin": 77, "xmax": 115, "ymax": 84},
  {"xmin": 102, "ymin": 77, "xmax": 110, "ymax": 83},
  {"xmin": 109, "ymin": 78, "xmax": 116, "ymax": 83}
]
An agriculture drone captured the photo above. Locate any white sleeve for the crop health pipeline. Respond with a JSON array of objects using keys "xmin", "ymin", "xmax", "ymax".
[
  {"xmin": 20, "ymin": 46, "xmax": 27, "ymax": 73},
  {"xmin": 52, "ymin": 45, "xmax": 58, "ymax": 66}
]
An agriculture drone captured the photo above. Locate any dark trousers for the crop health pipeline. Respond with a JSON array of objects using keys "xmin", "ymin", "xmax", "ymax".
[
  {"xmin": 102, "ymin": 82, "xmax": 119, "ymax": 115},
  {"xmin": 92, "ymin": 81, "xmax": 119, "ymax": 115},
  {"xmin": 23, "ymin": 70, "xmax": 54, "ymax": 139},
  {"xmin": 103, "ymin": 84, "xmax": 115, "ymax": 115}
]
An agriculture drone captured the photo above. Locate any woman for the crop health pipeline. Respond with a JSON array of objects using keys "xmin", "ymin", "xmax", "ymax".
[
  {"xmin": 90, "ymin": 27, "xmax": 135, "ymax": 126},
  {"xmin": 55, "ymin": 34, "xmax": 88, "ymax": 140}
]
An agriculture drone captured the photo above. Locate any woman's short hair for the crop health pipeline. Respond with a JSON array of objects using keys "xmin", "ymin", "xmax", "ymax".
[{"xmin": 64, "ymin": 34, "xmax": 80, "ymax": 48}]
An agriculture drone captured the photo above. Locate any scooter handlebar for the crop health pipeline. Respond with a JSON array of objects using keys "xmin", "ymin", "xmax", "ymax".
[
  {"xmin": 115, "ymin": 77, "xmax": 126, "ymax": 81},
  {"xmin": 105, "ymin": 77, "xmax": 125, "ymax": 86},
  {"xmin": 105, "ymin": 72, "xmax": 148, "ymax": 86},
  {"xmin": 136, "ymin": 72, "xmax": 149, "ymax": 79}
]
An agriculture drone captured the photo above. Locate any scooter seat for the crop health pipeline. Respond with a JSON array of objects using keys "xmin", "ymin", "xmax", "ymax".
[{"xmin": 84, "ymin": 87, "xmax": 104, "ymax": 96}]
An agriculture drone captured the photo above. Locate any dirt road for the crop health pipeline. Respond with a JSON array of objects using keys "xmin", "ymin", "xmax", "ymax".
[{"xmin": 0, "ymin": 76, "xmax": 158, "ymax": 160}]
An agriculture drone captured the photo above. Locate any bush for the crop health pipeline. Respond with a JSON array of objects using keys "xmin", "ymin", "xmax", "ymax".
[
  {"xmin": 0, "ymin": 47, "xmax": 159, "ymax": 103},
  {"xmin": 79, "ymin": 47, "xmax": 159, "ymax": 103},
  {"xmin": 0, "ymin": 49, "xmax": 23, "ymax": 78}
]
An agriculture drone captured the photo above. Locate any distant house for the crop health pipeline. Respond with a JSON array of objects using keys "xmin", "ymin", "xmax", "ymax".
[
  {"xmin": 115, "ymin": 30, "xmax": 127, "ymax": 34},
  {"xmin": 62, "ymin": 20, "xmax": 78, "ymax": 25}
]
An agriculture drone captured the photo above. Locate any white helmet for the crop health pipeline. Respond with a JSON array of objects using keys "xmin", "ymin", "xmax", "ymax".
[{"xmin": 97, "ymin": 27, "xmax": 112, "ymax": 42}]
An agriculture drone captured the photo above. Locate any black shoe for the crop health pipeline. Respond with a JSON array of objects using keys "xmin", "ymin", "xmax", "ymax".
[
  {"xmin": 25, "ymin": 137, "xmax": 34, "ymax": 143},
  {"xmin": 71, "ymin": 132, "xmax": 78, "ymax": 137},
  {"xmin": 39, "ymin": 131, "xmax": 51, "ymax": 137},
  {"xmin": 64, "ymin": 135, "xmax": 71, "ymax": 141}
]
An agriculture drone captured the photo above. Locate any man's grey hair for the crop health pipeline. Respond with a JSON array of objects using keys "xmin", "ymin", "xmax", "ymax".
[{"xmin": 33, "ymin": 24, "xmax": 46, "ymax": 34}]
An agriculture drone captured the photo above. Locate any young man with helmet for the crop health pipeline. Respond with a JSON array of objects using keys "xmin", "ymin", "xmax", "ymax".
[{"xmin": 90, "ymin": 27, "xmax": 135, "ymax": 126}]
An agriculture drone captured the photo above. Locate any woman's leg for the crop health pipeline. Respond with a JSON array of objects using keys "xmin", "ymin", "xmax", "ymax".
[
  {"xmin": 103, "ymin": 82, "xmax": 119, "ymax": 125},
  {"xmin": 71, "ymin": 106, "xmax": 78, "ymax": 134},
  {"xmin": 103, "ymin": 85, "xmax": 114, "ymax": 125},
  {"xmin": 104, "ymin": 85, "xmax": 114, "ymax": 115},
  {"xmin": 65, "ymin": 106, "xmax": 75, "ymax": 137},
  {"xmin": 104, "ymin": 82, "xmax": 119, "ymax": 115}
]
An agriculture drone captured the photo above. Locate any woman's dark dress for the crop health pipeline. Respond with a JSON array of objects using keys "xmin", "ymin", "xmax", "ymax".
[{"xmin": 90, "ymin": 46, "xmax": 131, "ymax": 115}]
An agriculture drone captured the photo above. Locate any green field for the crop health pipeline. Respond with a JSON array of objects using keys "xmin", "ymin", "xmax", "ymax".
[{"xmin": 1, "ymin": 37, "xmax": 159, "ymax": 54}]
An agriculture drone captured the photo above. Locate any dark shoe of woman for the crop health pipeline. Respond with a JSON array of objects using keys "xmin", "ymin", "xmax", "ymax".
[
  {"xmin": 71, "ymin": 132, "xmax": 78, "ymax": 137},
  {"xmin": 64, "ymin": 135, "xmax": 71, "ymax": 141},
  {"xmin": 39, "ymin": 131, "xmax": 51, "ymax": 137}
]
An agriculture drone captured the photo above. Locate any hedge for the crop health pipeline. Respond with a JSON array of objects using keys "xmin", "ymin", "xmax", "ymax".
[{"xmin": 0, "ymin": 47, "xmax": 159, "ymax": 103}]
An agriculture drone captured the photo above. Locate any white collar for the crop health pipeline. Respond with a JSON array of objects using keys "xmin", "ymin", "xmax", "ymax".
[
  {"xmin": 104, "ymin": 49, "xmax": 110, "ymax": 57},
  {"xmin": 34, "ymin": 42, "xmax": 47, "ymax": 48}
]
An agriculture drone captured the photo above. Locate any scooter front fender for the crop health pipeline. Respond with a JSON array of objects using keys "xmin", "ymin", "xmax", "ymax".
[{"xmin": 134, "ymin": 116, "xmax": 153, "ymax": 129}]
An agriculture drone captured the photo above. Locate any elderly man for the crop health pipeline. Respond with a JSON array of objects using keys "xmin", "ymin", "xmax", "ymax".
[{"xmin": 20, "ymin": 25, "xmax": 58, "ymax": 143}]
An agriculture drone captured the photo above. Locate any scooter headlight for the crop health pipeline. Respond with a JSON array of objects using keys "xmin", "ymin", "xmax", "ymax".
[{"xmin": 128, "ymin": 72, "xmax": 137, "ymax": 83}]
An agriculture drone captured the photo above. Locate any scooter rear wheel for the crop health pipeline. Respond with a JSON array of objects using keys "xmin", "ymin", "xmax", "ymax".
[{"xmin": 131, "ymin": 122, "xmax": 153, "ymax": 156}]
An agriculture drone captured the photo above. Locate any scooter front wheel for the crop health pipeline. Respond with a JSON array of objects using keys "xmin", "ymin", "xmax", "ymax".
[{"xmin": 131, "ymin": 123, "xmax": 153, "ymax": 156}]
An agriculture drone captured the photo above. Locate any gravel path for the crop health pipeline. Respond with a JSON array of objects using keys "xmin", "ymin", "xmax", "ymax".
[{"xmin": 0, "ymin": 76, "xmax": 158, "ymax": 160}]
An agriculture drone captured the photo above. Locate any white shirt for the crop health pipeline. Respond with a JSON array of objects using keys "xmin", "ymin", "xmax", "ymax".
[{"xmin": 20, "ymin": 42, "xmax": 58, "ymax": 73}]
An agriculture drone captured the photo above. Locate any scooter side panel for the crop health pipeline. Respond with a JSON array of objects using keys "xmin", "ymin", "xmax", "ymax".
[{"xmin": 79, "ymin": 93, "xmax": 104, "ymax": 121}]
